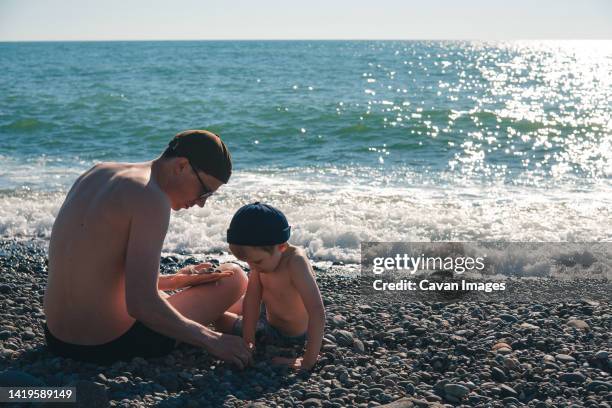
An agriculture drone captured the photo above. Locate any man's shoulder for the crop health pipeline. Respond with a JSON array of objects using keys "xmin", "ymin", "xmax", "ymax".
[
  {"xmin": 97, "ymin": 162, "xmax": 169, "ymax": 213},
  {"xmin": 126, "ymin": 182, "xmax": 169, "ymax": 215},
  {"xmin": 114, "ymin": 164, "xmax": 164, "ymax": 196}
]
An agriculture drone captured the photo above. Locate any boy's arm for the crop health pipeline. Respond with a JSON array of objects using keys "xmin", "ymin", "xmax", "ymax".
[
  {"xmin": 242, "ymin": 268, "xmax": 262, "ymax": 347},
  {"xmin": 289, "ymin": 254, "xmax": 326, "ymax": 369}
]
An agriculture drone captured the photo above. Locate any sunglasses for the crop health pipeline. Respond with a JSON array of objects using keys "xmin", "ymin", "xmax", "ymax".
[{"xmin": 188, "ymin": 161, "xmax": 214, "ymax": 201}]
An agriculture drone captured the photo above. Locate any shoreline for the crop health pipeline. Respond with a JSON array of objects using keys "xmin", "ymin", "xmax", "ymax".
[{"xmin": 0, "ymin": 238, "xmax": 610, "ymax": 407}]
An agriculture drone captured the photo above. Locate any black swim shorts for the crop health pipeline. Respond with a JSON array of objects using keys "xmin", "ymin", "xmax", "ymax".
[{"xmin": 44, "ymin": 321, "xmax": 177, "ymax": 365}]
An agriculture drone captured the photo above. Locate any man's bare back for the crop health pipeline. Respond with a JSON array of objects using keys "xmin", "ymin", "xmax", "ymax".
[{"xmin": 44, "ymin": 162, "xmax": 159, "ymax": 344}]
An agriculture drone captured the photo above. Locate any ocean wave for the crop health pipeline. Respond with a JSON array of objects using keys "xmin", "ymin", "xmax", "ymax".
[{"xmin": 0, "ymin": 171, "xmax": 609, "ymax": 269}]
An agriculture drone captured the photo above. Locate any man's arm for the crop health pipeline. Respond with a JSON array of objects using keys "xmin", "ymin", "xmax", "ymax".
[
  {"xmin": 157, "ymin": 268, "xmax": 233, "ymax": 291},
  {"xmin": 289, "ymin": 254, "xmax": 326, "ymax": 369},
  {"xmin": 124, "ymin": 188, "xmax": 211, "ymax": 345},
  {"xmin": 159, "ymin": 263, "xmax": 215, "ymax": 291},
  {"xmin": 242, "ymin": 268, "xmax": 262, "ymax": 347},
  {"xmin": 124, "ymin": 187, "xmax": 251, "ymax": 368}
]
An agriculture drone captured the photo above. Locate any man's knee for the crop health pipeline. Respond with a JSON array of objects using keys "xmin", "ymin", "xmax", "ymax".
[{"xmin": 219, "ymin": 263, "xmax": 247, "ymax": 295}]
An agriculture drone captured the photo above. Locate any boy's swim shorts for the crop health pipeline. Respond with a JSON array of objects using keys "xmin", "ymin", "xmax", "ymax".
[{"xmin": 231, "ymin": 304, "xmax": 307, "ymax": 347}]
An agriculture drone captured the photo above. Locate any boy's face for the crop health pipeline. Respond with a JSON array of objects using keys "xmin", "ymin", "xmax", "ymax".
[{"xmin": 232, "ymin": 245, "xmax": 284, "ymax": 274}]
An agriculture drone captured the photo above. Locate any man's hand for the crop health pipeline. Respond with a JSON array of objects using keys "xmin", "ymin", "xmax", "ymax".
[
  {"xmin": 173, "ymin": 270, "xmax": 233, "ymax": 288},
  {"xmin": 158, "ymin": 263, "xmax": 234, "ymax": 291},
  {"xmin": 177, "ymin": 263, "xmax": 214, "ymax": 275},
  {"xmin": 205, "ymin": 332, "xmax": 253, "ymax": 370},
  {"xmin": 271, "ymin": 356, "xmax": 315, "ymax": 371}
]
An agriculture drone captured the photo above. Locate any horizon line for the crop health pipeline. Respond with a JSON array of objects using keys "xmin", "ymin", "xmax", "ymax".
[{"xmin": 1, "ymin": 38, "xmax": 611, "ymax": 43}]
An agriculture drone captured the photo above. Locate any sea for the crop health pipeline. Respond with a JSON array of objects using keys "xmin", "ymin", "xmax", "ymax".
[{"xmin": 0, "ymin": 40, "xmax": 610, "ymax": 269}]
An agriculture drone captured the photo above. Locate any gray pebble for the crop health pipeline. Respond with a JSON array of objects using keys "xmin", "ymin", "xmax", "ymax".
[
  {"xmin": 491, "ymin": 367, "xmax": 507, "ymax": 382},
  {"xmin": 559, "ymin": 372, "xmax": 586, "ymax": 384},
  {"xmin": 444, "ymin": 383, "xmax": 469, "ymax": 399},
  {"xmin": 332, "ymin": 329, "xmax": 354, "ymax": 347},
  {"xmin": 303, "ymin": 398, "xmax": 323, "ymax": 408},
  {"xmin": 21, "ymin": 330, "xmax": 36, "ymax": 340}
]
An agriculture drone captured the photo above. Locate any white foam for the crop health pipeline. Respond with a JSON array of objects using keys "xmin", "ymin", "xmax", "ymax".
[
  {"xmin": 1, "ymin": 168, "xmax": 611, "ymax": 269},
  {"xmin": 460, "ymin": 242, "xmax": 611, "ymax": 279},
  {"xmin": 0, "ymin": 191, "xmax": 63, "ymax": 238},
  {"xmin": 0, "ymin": 154, "xmax": 86, "ymax": 191}
]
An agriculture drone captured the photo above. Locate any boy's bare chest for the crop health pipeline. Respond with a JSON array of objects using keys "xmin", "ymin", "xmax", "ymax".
[{"xmin": 259, "ymin": 271, "xmax": 298, "ymax": 303}]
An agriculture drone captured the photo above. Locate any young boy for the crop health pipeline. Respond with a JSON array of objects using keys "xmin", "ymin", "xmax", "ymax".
[{"xmin": 226, "ymin": 202, "xmax": 325, "ymax": 370}]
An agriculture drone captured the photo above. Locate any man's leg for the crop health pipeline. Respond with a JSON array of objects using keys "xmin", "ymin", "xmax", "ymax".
[
  {"xmin": 210, "ymin": 263, "xmax": 244, "ymax": 333},
  {"xmin": 227, "ymin": 295, "xmax": 244, "ymax": 315},
  {"xmin": 216, "ymin": 263, "xmax": 244, "ymax": 315},
  {"xmin": 165, "ymin": 263, "xmax": 247, "ymax": 332}
]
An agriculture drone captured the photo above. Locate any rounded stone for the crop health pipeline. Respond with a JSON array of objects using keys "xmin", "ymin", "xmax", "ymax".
[
  {"xmin": 567, "ymin": 319, "xmax": 589, "ymax": 330},
  {"xmin": 444, "ymin": 383, "xmax": 470, "ymax": 399}
]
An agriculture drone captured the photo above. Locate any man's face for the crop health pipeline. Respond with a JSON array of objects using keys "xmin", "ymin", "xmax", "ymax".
[{"xmin": 171, "ymin": 158, "xmax": 224, "ymax": 211}]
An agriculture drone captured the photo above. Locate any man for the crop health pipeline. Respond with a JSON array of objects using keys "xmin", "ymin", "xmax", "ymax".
[{"xmin": 43, "ymin": 130, "xmax": 252, "ymax": 368}]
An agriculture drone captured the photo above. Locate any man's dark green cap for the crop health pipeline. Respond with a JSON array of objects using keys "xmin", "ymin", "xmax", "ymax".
[{"xmin": 167, "ymin": 129, "xmax": 232, "ymax": 183}]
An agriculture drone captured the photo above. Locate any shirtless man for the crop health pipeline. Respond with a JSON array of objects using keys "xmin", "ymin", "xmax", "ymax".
[{"xmin": 43, "ymin": 130, "xmax": 253, "ymax": 368}]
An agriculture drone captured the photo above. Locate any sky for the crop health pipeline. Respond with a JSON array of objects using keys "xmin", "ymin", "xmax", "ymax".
[{"xmin": 1, "ymin": 0, "xmax": 611, "ymax": 41}]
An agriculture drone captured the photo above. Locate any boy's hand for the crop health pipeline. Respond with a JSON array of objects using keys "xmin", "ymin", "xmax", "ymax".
[
  {"xmin": 244, "ymin": 337, "xmax": 256, "ymax": 351},
  {"xmin": 271, "ymin": 356, "xmax": 315, "ymax": 371}
]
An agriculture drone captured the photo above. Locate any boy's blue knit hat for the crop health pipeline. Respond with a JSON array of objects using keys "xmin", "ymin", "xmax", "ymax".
[{"xmin": 227, "ymin": 202, "xmax": 291, "ymax": 246}]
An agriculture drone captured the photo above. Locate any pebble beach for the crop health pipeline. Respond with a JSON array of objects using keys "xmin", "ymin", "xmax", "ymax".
[{"xmin": 0, "ymin": 239, "xmax": 610, "ymax": 407}]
